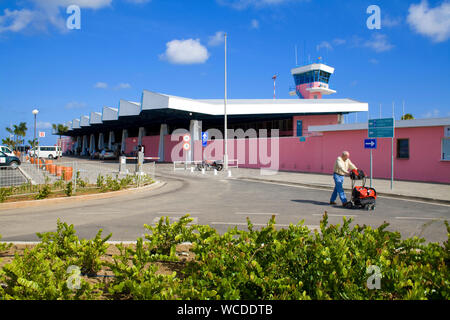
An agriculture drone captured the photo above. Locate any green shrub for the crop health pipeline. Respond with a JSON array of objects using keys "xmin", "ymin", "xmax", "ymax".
[
  {"xmin": 0, "ymin": 221, "xmax": 110, "ymax": 300},
  {"xmin": 96, "ymin": 174, "xmax": 104, "ymax": 188},
  {"xmin": 0, "ymin": 188, "xmax": 12, "ymax": 203},
  {"xmin": 65, "ymin": 182, "xmax": 73, "ymax": 197},
  {"xmin": 1, "ymin": 216, "xmax": 448, "ymax": 300},
  {"xmin": 75, "ymin": 171, "xmax": 87, "ymax": 188},
  {"xmin": 35, "ymin": 184, "xmax": 51, "ymax": 200},
  {"xmin": 0, "ymin": 234, "xmax": 12, "ymax": 255}
]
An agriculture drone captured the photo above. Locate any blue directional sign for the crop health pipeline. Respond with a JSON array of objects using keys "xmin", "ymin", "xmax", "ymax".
[
  {"xmin": 296, "ymin": 120, "xmax": 303, "ymax": 137},
  {"xmin": 364, "ymin": 138, "xmax": 377, "ymax": 149},
  {"xmin": 368, "ymin": 118, "xmax": 394, "ymax": 138},
  {"xmin": 201, "ymin": 132, "xmax": 208, "ymax": 147}
]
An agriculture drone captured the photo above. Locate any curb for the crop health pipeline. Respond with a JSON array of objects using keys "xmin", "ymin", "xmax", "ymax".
[
  {"xmin": 0, "ymin": 181, "xmax": 166, "ymax": 211},
  {"xmin": 236, "ymin": 177, "xmax": 450, "ymax": 205}
]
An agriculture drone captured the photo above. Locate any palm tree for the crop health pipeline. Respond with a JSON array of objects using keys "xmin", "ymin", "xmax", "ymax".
[
  {"xmin": 401, "ymin": 113, "xmax": 414, "ymax": 120},
  {"xmin": 28, "ymin": 139, "xmax": 38, "ymax": 149},
  {"xmin": 52, "ymin": 124, "xmax": 69, "ymax": 149},
  {"xmin": 5, "ymin": 122, "xmax": 27, "ymax": 151},
  {"xmin": 2, "ymin": 137, "xmax": 16, "ymax": 150}
]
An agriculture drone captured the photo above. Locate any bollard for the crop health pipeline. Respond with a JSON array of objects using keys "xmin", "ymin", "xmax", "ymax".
[
  {"xmin": 119, "ymin": 156, "xmax": 127, "ymax": 174},
  {"xmin": 136, "ymin": 151, "xmax": 144, "ymax": 174},
  {"xmin": 202, "ymin": 168, "xmax": 205, "ymax": 175},
  {"xmin": 190, "ymin": 167, "xmax": 194, "ymax": 173},
  {"xmin": 228, "ymin": 170, "xmax": 232, "ymax": 178},
  {"xmin": 214, "ymin": 169, "xmax": 217, "ymax": 176}
]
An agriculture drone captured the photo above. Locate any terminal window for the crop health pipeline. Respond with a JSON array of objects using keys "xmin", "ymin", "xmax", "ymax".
[
  {"xmin": 442, "ymin": 138, "xmax": 450, "ymax": 161},
  {"xmin": 397, "ymin": 139, "xmax": 409, "ymax": 159}
]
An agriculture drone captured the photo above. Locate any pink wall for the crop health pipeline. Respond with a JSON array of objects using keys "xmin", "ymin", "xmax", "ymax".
[
  {"xmin": 125, "ymin": 137, "xmax": 138, "ymax": 154},
  {"xmin": 320, "ymin": 126, "xmax": 450, "ymax": 183},
  {"xmin": 142, "ymin": 136, "xmax": 160, "ymax": 158},
  {"xmin": 162, "ymin": 125, "xmax": 449, "ymax": 183}
]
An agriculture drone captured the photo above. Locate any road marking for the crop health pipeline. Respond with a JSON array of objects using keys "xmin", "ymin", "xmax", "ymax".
[
  {"xmin": 210, "ymin": 222, "xmax": 319, "ymax": 230},
  {"xmin": 235, "ymin": 212, "xmax": 279, "ymax": 216},
  {"xmin": 237, "ymin": 178, "xmax": 450, "ymax": 207},
  {"xmin": 395, "ymin": 217, "xmax": 447, "ymax": 221},
  {"xmin": 312, "ymin": 213, "xmax": 358, "ymax": 218}
]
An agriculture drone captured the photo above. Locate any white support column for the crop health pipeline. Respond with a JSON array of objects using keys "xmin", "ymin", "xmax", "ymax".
[
  {"xmin": 89, "ymin": 134, "xmax": 95, "ymax": 154},
  {"xmin": 121, "ymin": 129, "xmax": 128, "ymax": 153},
  {"xmin": 98, "ymin": 133, "xmax": 104, "ymax": 150},
  {"xmin": 108, "ymin": 131, "xmax": 115, "ymax": 150},
  {"xmin": 138, "ymin": 127, "xmax": 146, "ymax": 146},
  {"xmin": 82, "ymin": 135, "xmax": 88, "ymax": 156},
  {"xmin": 158, "ymin": 124, "xmax": 168, "ymax": 162},
  {"xmin": 189, "ymin": 120, "xmax": 202, "ymax": 162}
]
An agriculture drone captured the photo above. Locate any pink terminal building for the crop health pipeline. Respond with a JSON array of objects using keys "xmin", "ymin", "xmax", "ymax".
[{"xmin": 58, "ymin": 63, "xmax": 450, "ymax": 184}]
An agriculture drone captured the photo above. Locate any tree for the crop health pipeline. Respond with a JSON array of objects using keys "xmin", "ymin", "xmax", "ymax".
[
  {"xmin": 1, "ymin": 137, "xmax": 15, "ymax": 150},
  {"xmin": 401, "ymin": 113, "xmax": 414, "ymax": 120},
  {"xmin": 52, "ymin": 124, "xmax": 69, "ymax": 149},
  {"xmin": 4, "ymin": 122, "xmax": 27, "ymax": 150},
  {"xmin": 28, "ymin": 139, "xmax": 38, "ymax": 149}
]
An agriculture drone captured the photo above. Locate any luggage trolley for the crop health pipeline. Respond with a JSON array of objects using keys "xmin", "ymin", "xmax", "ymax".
[{"xmin": 349, "ymin": 169, "xmax": 377, "ymax": 211}]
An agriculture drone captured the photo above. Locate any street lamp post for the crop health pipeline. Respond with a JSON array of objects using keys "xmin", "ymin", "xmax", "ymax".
[
  {"xmin": 32, "ymin": 109, "xmax": 39, "ymax": 157},
  {"xmin": 224, "ymin": 33, "xmax": 228, "ymax": 171}
]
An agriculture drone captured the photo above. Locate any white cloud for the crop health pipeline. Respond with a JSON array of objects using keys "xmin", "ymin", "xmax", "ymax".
[
  {"xmin": 160, "ymin": 39, "xmax": 210, "ymax": 65},
  {"xmin": 316, "ymin": 41, "xmax": 332, "ymax": 51},
  {"xmin": 0, "ymin": 0, "xmax": 112, "ymax": 34},
  {"xmin": 65, "ymin": 101, "xmax": 87, "ymax": 109},
  {"xmin": 94, "ymin": 82, "xmax": 108, "ymax": 89},
  {"xmin": 382, "ymin": 14, "xmax": 402, "ymax": 28},
  {"xmin": 364, "ymin": 33, "xmax": 394, "ymax": 52},
  {"xmin": 251, "ymin": 19, "xmax": 260, "ymax": 29},
  {"xmin": 422, "ymin": 108, "xmax": 441, "ymax": 118},
  {"xmin": 115, "ymin": 83, "xmax": 131, "ymax": 89},
  {"xmin": 369, "ymin": 58, "xmax": 379, "ymax": 64},
  {"xmin": 36, "ymin": 121, "xmax": 52, "ymax": 129},
  {"xmin": 208, "ymin": 31, "xmax": 225, "ymax": 46},
  {"xmin": 124, "ymin": 0, "xmax": 152, "ymax": 3},
  {"xmin": 332, "ymin": 38, "xmax": 346, "ymax": 46},
  {"xmin": 217, "ymin": 0, "xmax": 305, "ymax": 10},
  {"xmin": 407, "ymin": 0, "xmax": 450, "ymax": 42},
  {"xmin": 0, "ymin": 9, "xmax": 34, "ymax": 33}
]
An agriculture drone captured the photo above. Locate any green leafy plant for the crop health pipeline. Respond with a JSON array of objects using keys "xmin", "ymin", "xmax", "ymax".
[
  {"xmin": 96, "ymin": 174, "xmax": 104, "ymax": 188},
  {"xmin": 35, "ymin": 184, "xmax": 51, "ymax": 200},
  {"xmin": 0, "ymin": 187, "xmax": 12, "ymax": 203},
  {"xmin": 75, "ymin": 171, "xmax": 87, "ymax": 188},
  {"xmin": 65, "ymin": 182, "xmax": 73, "ymax": 197}
]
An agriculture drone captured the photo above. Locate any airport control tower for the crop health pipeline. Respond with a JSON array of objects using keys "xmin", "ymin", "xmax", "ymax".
[{"xmin": 291, "ymin": 62, "xmax": 336, "ymax": 99}]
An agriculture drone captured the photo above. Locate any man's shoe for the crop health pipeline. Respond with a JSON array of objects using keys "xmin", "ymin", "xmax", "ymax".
[{"xmin": 330, "ymin": 201, "xmax": 337, "ymax": 205}]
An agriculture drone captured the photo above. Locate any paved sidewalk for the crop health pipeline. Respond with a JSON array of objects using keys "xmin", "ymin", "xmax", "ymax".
[{"xmin": 230, "ymin": 168, "xmax": 450, "ymax": 204}]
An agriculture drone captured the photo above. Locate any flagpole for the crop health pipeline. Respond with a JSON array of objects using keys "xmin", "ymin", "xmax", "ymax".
[{"xmin": 223, "ymin": 33, "xmax": 228, "ymax": 171}]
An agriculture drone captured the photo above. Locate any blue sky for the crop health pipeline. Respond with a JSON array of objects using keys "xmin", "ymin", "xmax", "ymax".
[{"xmin": 1, "ymin": 0, "xmax": 449, "ymax": 145}]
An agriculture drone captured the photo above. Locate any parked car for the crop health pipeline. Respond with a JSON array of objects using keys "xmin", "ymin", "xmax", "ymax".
[
  {"xmin": 99, "ymin": 149, "xmax": 116, "ymax": 160},
  {"xmin": 29, "ymin": 146, "xmax": 62, "ymax": 159},
  {"xmin": 0, "ymin": 151, "xmax": 21, "ymax": 169},
  {"xmin": 0, "ymin": 145, "xmax": 15, "ymax": 157}
]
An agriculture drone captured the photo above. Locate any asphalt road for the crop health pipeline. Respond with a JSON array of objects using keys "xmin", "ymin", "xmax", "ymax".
[{"xmin": 0, "ymin": 162, "xmax": 449, "ymax": 243}]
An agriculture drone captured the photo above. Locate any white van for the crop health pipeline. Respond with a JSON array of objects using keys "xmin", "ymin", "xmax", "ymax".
[
  {"xmin": 0, "ymin": 145, "xmax": 15, "ymax": 157},
  {"xmin": 30, "ymin": 146, "xmax": 62, "ymax": 159}
]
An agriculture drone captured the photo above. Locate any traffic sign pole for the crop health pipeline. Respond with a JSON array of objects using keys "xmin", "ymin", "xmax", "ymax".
[{"xmin": 370, "ymin": 149, "xmax": 373, "ymax": 188}]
